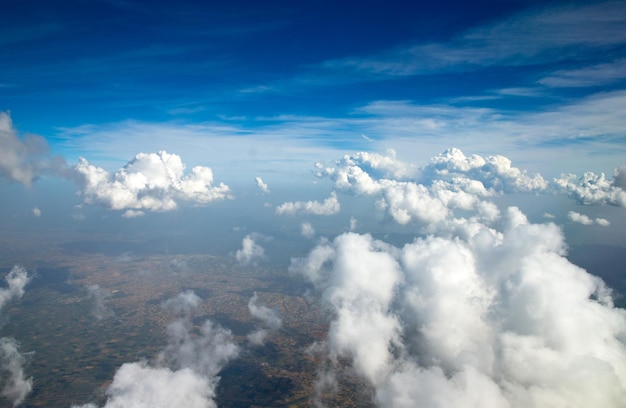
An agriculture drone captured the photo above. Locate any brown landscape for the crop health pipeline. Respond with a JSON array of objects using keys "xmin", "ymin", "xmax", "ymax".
[{"xmin": 0, "ymin": 231, "xmax": 372, "ymax": 408}]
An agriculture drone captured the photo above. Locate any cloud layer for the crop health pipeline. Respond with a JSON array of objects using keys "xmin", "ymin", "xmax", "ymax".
[
  {"xmin": 287, "ymin": 147, "xmax": 626, "ymax": 407},
  {"xmin": 315, "ymin": 148, "xmax": 626, "ymax": 228},
  {"xmin": 291, "ymin": 212, "xmax": 626, "ymax": 407}
]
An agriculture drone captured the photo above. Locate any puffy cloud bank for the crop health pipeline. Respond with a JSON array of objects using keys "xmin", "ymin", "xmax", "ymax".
[
  {"xmin": 289, "ymin": 147, "xmax": 626, "ymax": 407},
  {"xmin": 276, "ymin": 192, "xmax": 340, "ymax": 216},
  {"xmin": 555, "ymin": 171, "xmax": 626, "ymax": 207},
  {"xmin": 74, "ymin": 291, "xmax": 238, "ymax": 408},
  {"xmin": 291, "ymin": 207, "xmax": 626, "ymax": 407},
  {"xmin": 74, "ymin": 151, "xmax": 232, "ymax": 216},
  {"xmin": 315, "ymin": 148, "xmax": 626, "ymax": 227},
  {"xmin": 0, "ymin": 266, "xmax": 32, "ymax": 407}
]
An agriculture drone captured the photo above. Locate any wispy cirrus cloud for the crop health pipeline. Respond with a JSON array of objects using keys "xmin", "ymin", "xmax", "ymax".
[
  {"xmin": 539, "ymin": 58, "xmax": 626, "ymax": 88},
  {"xmin": 52, "ymin": 87, "xmax": 626, "ymax": 186},
  {"xmin": 319, "ymin": 1, "xmax": 626, "ymax": 78}
]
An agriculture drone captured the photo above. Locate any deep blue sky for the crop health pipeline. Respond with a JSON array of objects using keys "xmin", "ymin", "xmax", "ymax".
[
  {"xmin": 4, "ymin": 0, "xmax": 625, "ymax": 160},
  {"xmin": 5, "ymin": 0, "xmax": 551, "ymax": 126}
]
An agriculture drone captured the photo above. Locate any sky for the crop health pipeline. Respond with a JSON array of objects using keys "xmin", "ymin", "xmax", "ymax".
[{"xmin": 2, "ymin": 0, "xmax": 626, "ymax": 407}]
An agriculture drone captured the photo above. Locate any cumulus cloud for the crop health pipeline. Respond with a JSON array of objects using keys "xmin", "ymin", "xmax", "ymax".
[
  {"xmin": 316, "ymin": 148, "xmax": 525, "ymax": 226},
  {"xmin": 555, "ymin": 170, "xmax": 626, "ymax": 207},
  {"xmin": 0, "ymin": 266, "xmax": 30, "ymax": 315},
  {"xmin": 255, "ymin": 176, "xmax": 270, "ymax": 194},
  {"xmin": 301, "ymin": 222, "xmax": 315, "ymax": 238},
  {"xmin": 30, "ymin": 207, "xmax": 41, "ymax": 218},
  {"xmin": 315, "ymin": 148, "xmax": 625, "ymax": 229},
  {"xmin": 290, "ymin": 204, "xmax": 626, "ymax": 408},
  {"xmin": 247, "ymin": 292, "xmax": 282, "ymax": 346},
  {"xmin": 276, "ymin": 192, "xmax": 340, "ymax": 216},
  {"xmin": 0, "ymin": 266, "xmax": 32, "ymax": 407},
  {"xmin": 74, "ymin": 291, "xmax": 238, "ymax": 408},
  {"xmin": 567, "ymin": 211, "xmax": 593, "ymax": 225},
  {"xmin": 423, "ymin": 148, "xmax": 548, "ymax": 193},
  {"xmin": 235, "ymin": 234, "xmax": 266, "ymax": 265},
  {"xmin": 568, "ymin": 211, "xmax": 611, "ymax": 227},
  {"xmin": 74, "ymin": 151, "xmax": 232, "ymax": 214},
  {"xmin": 86, "ymin": 284, "xmax": 114, "ymax": 320}
]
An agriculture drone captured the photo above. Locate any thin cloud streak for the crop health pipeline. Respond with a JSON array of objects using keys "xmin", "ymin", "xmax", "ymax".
[
  {"xmin": 320, "ymin": 1, "xmax": 626, "ymax": 78},
  {"xmin": 49, "ymin": 89, "xmax": 626, "ymax": 185}
]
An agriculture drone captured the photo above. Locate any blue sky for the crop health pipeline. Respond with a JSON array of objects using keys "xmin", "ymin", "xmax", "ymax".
[{"xmin": 2, "ymin": 0, "xmax": 626, "ymax": 179}]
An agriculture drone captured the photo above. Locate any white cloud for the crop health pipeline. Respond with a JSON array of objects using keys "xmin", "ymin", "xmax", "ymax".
[
  {"xmin": 555, "ymin": 170, "xmax": 626, "ymax": 207},
  {"xmin": 423, "ymin": 148, "xmax": 548, "ymax": 193},
  {"xmin": 0, "ymin": 112, "xmax": 46, "ymax": 186},
  {"xmin": 74, "ymin": 151, "xmax": 232, "ymax": 214},
  {"xmin": 291, "ymin": 208, "xmax": 626, "ymax": 408},
  {"xmin": 247, "ymin": 292, "xmax": 282, "ymax": 346},
  {"xmin": 0, "ymin": 337, "xmax": 32, "ymax": 407},
  {"xmin": 568, "ymin": 211, "xmax": 611, "ymax": 227},
  {"xmin": 316, "ymin": 148, "xmax": 549, "ymax": 226},
  {"xmin": 276, "ymin": 192, "xmax": 340, "ymax": 216},
  {"xmin": 235, "ymin": 234, "xmax": 265, "ymax": 265},
  {"xmin": 349, "ymin": 217, "xmax": 357, "ymax": 231},
  {"xmin": 162, "ymin": 290, "xmax": 201, "ymax": 315},
  {"xmin": 74, "ymin": 291, "xmax": 238, "ymax": 408},
  {"xmin": 255, "ymin": 176, "xmax": 270, "ymax": 194},
  {"xmin": 122, "ymin": 209, "xmax": 145, "ymax": 218},
  {"xmin": 248, "ymin": 292, "xmax": 281, "ymax": 331},
  {"xmin": 0, "ymin": 266, "xmax": 30, "ymax": 313},
  {"xmin": 539, "ymin": 58, "xmax": 626, "ymax": 88},
  {"xmin": 568, "ymin": 211, "xmax": 594, "ymax": 225},
  {"xmin": 320, "ymin": 2, "xmax": 626, "ymax": 78},
  {"xmin": 316, "ymin": 148, "xmax": 625, "ymax": 230},
  {"xmin": 301, "ymin": 222, "xmax": 315, "ymax": 238},
  {"xmin": 86, "ymin": 284, "xmax": 114, "ymax": 320},
  {"xmin": 351, "ymin": 93, "xmax": 626, "ymax": 174},
  {"xmin": 31, "ymin": 207, "xmax": 41, "ymax": 218},
  {"xmin": 0, "ymin": 111, "xmax": 69, "ymax": 186},
  {"xmin": 53, "ymin": 90, "xmax": 626, "ymax": 183}
]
